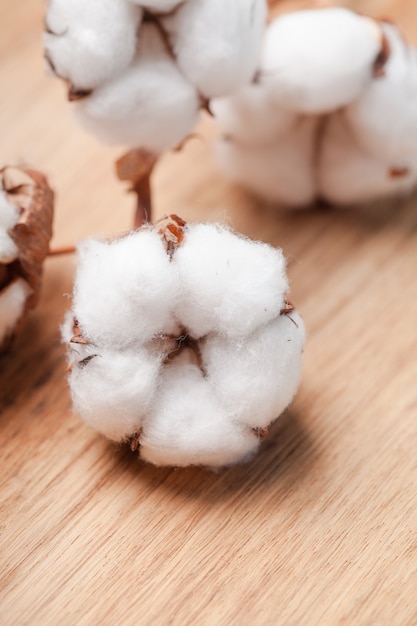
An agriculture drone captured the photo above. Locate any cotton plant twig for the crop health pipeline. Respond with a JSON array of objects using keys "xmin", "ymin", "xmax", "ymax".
[{"xmin": 47, "ymin": 244, "xmax": 77, "ymax": 256}]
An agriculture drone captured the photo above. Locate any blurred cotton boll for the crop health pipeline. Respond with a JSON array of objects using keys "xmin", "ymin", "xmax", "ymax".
[
  {"xmin": 44, "ymin": 0, "xmax": 267, "ymax": 156},
  {"xmin": 214, "ymin": 7, "xmax": 417, "ymax": 207}
]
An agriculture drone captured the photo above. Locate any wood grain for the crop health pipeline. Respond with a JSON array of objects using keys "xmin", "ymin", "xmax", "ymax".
[{"xmin": 1, "ymin": 1, "xmax": 417, "ymax": 624}]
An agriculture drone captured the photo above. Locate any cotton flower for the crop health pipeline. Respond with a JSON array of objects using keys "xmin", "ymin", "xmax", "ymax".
[
  {"xmin": 214, "ymin": 8, "xmax": 417, "ymax": 207},
  {"xmin": 0, "ymin": 167, "xmax": 54, "ymax": 351},
  {"xmin": 64, "ymin": 217, "xmax": 305, "ymax": 468}
]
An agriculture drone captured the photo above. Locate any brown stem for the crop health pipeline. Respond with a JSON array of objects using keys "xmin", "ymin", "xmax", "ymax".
[
  {"xmin": 115, "ymin": 148, "xmax": 158, "ymax": 228},
  {"xmin": 133, "ymin": 174, "xmax": 152, "ymax": 228},
  {"xmin": 47, "ymin": 244, "xmax": 76, "ymax": 256}
]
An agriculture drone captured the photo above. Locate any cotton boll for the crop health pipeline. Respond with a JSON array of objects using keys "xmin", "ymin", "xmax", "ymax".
[
  {"xmin": 215, "ymin": 116, "xmax": 318, "ymax": 206},
  {"xmin": 140, "ymin": 361, "xmax": 259, "ymax": 467},
  {"xmin": 0, "ymin": 279, "xmax": 32, "ymax": 347},
  {"xmin": 345, "ymin": 23, "xmax": 417, "ymax": 162},
  {"xmin": 174, "ymin": 223, "xmax": 288, "ymax": 339},
  {"xmin": 318, "ymin": 111, "xmax": 417, "ymax": 205},
  {"xmin": 212, "ymin": 86, "xmax": 297, "ymax": 146},
  {"xmin": 73, "ymin": 230, "xmax": 181, "ymax": 349},
  {"xmin": 162, "ymin": 0, "xmax": 267, "ymax": 98},
  {"xmin": 261, "ymin": 8, "xmax": 382, "ymax": 114},
  {"xmin": 203, "ymin": 312, "xmax": 305, "ymax": 429},
  {"xmin": 64, "ymin": 219, "xmax": 305, "ymax": 468},
  {"xmin": 75, "ymin": 23, "xmax": 200, "ymax": 152},
  {"xmin": 44, "ymin": 0, "xmax": 142, "ymax": 91},
  {"xmin": 0, "ymin": 189, "xmax": 20, "ymax": 262},
  {"xmin": 68, "ymin": 348, "xmax": 162, "ymax": 441}
]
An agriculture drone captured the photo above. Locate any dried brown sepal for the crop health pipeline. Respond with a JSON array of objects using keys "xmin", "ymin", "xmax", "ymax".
[
  {"xmin": 157, "ymin": 214, "xmax": 187, "ymax": 258},
  {"xmin": 116, "ymin": 148, "xmax": 158, "ymax": 227},
  {"xmin": 280, "ymin": 298, "xmax": 299, "ymax": 328},
  {"xmin": 70, "ymin": 318, "xmax": 89, "ymax": 345},
  {"xmin": 199, "ymin": 98, "xmax": 213, "ymax": 117},
  {"xmin": 253, "ymin": 426, "xmax": 270, "ymax": 440},
  {"xmin": 70, "ymin": 335, "xmax": 89, "ymax": 345},
  {"xmin": 173, "ymin": 133, "xmax": 202, "ymax": 153},
  {"xmin": 165, "ymin": 333, "xmax": 207, "ymax": 374},
  {"xmin": 1, "ymin": 166, "xmax": 54, "ymax": 310},
  {"xmin": 389, "ymin": 166, "xmax": 410, "ymax": 178},
  {"xmin": 252, "ymin": 70, "xmax": 262, "ymax": 85},
  {"xmin": 129, "ymin": 432, "xmax": 141, "ymax": 453},
  {"xmin": 68, "ymin": 85, "xmax": 92, "ymax": 101},
  {"xmin": 373, "ymin": 30, "xmax": 391, "ymax": 78},
  {"xmin": 280, "ymin": 298, "xmax": 295, "ymax": 315},
  {"xmin": 154, "ymin": 333, "xmax": 186, "ymax": 362},
  {"xmin": 142, "ymin": 10, "xmax": 176, "ymax": 62},
  {"xmin": 78, "ymin": 355, "xmax": 97, "ymax": 368}
]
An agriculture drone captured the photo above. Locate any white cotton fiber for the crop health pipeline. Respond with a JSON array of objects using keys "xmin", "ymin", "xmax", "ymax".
[
  {"xmin": 140, "ymin": 360, "xmax": 260, "ymax": 467},
  {"xmin": 68, "ymin": 348, "xmax": 162, "ymax": 441},
  {"xmin": 212, "ymin": 86, "xmax": 297, "ymax": 146},
  {"xmin": 0, "ymin": 189, "xmax": 20, "ymax": 263},
  {"xmin": 345, "ymin": 23, "xmax": 417, "ymax": 162},
  {"xmin": 75, "ymin": 23, "xmax": 200, "ymax": 152},
  {"xmin": 64, "ymin": 220, "xmax": 305, "ymax": 468},
  {"xmin": 0, "ymin": 279, "xmax": 32, "ymax": 346},
  {"xmin": 44, "ymin": 0, "xmax": 142, "ymax": 91},
  {"xmin": 173, "ymin": 223, "xmax": 288, "ymax": 339},
  {"xmin": 162, "ymin": 0, "xmax": 267, "ymax": 98},
  {"xmin": 203, "ymin": 312, "xmax": 305, "ymax": 428},
  {"xmin": 73, "ymin": 229, "xmax": 180, "ymax": 349},
  {"xmin": 260, "ymin": 8, "xmax": 382, "ymax": 114},
  {"xmin": 215, "ymin": 116, "xmax": 318, "ymax": 206},
  {"xmin": 318, "ymin": 111, "xmax": 417, "ymax": 205}
]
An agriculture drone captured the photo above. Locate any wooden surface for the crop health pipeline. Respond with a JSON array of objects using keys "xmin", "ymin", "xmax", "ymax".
[{"xmin": 1, "ymin": 1, "xmax": 417, "ymax": 624}]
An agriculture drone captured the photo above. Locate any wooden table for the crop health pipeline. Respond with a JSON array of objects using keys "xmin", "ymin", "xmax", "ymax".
[{"xmin": 1, "ymin": 1, "xmax": 417, "ymax": 624}]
